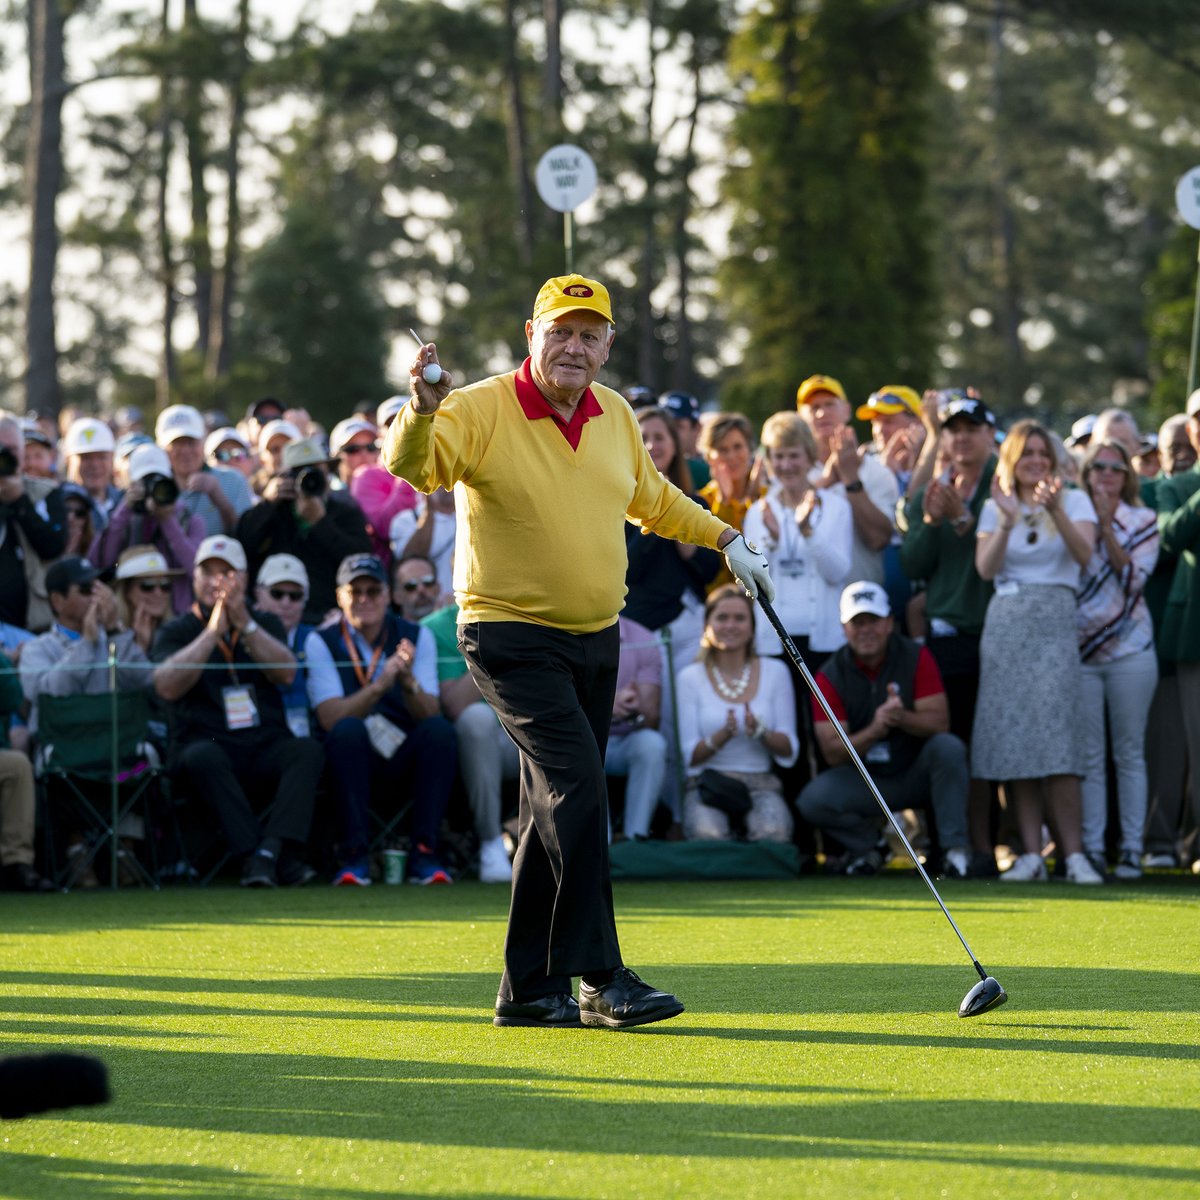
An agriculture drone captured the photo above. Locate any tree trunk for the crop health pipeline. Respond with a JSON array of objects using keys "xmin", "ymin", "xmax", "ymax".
[
  {"xmin": 182, "ymin": 0, "xmax": 213, "ymax": 360},
  {"xmin": 670, "ymin": 48, "xmax": 703, "ymax": 393},
  {"xmin": 543, "ymin": 0, "xmax": 563, "ymax": 135},
  {"xmin": 207, "ymin": 0, "xmax": 248, "ymax": 379},
  {"xmin": 502, "ymin": 0, "xmax": 537, "ymax": 264},
  {"xmin": 156, "ymin": 0, "xmax": 177, "ymax": 405},
  {"xmin": 25, "ymin": 0, "xmax": 66, "ymax": 419},
  {"xmin": 636, "ymin": 0, "xmax": 660, "ymax": 387},
  {"xmin": 990, "ymin": 5, "xmax": 1024, "ymax": 410}
]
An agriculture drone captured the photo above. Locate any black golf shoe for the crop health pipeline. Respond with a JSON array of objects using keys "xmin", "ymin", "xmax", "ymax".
[
  {"xmin": 578, "ymin": 967, "xmax": 685, "ymax": 1030},
  {"xmin": 493, "ymin": 993, "xmax": 582, "ymax": 1028}
]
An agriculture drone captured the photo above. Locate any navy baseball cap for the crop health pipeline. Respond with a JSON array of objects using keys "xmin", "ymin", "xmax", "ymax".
[
  {"xmin": 46, "ymin": 556, "xmax": 101, "ymax": 596},
  {"xmin": 337, "ymin": 554, "xmax": 387, "ymax": 587},
  {"xmin": 941, "ymin": 392, "xmax": 996, "ymax": 428},
  {"xmin": 659, "ymin": 391, "xmax": 700, "ymax": 424}
]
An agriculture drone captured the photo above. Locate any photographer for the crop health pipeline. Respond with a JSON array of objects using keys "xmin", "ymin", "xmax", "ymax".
[
  {"xmin": 236, "ymin": 437, "xmax": 372, "ymax": 624},
  {"xmin": 0, "ymin": 414, "xmax": 68, "ymax": 632},
  {"xmin": 91, "ymin": 444, "xmax": 205, "ymax": 616}
]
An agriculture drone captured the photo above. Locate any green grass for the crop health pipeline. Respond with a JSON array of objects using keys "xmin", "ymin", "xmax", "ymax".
[{"xmin": 1, "ymin": 877, "xmax": 1197, "ymax": 1198}]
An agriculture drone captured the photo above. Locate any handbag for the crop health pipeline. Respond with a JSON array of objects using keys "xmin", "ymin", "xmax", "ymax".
[{"xmin": 696, "ymin": 768, "xmax": 753, "ymax": 818}]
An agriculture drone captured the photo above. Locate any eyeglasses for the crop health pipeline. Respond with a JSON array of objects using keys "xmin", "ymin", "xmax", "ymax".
[
  {"xmin": 215, "ymin": 448, "xmax": 249, "ymax": 464},
  {"xmin": 1088, "ymin": 462, "xmax": 1127, "ymax": 475},
  {"xmin": 269, "ymin": 587, "xmax": 305, "ymax": 602},
  {"xmin": 401, "ymin": 575, "xmax": 437, "ymax": 592},
  {"xmin": 347, "ymin": 584, "xmax": 384, "ymax": 601},
  {"xmin": 65, "ymin": 507, "xmax": 88, "ymax": 520},
  {"xmin": 137, "ymin": 580, "xmax": 172, "ymax": 593},
  {"xmin": 74, "ymin": 583, "xmax": 95, "ymax": 597},
  {"xmin": 342, "ymin": 442, "xmax": 378, "ymax": 456}
]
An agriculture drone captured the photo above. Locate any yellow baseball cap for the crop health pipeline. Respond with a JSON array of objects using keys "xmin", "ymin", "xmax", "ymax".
[
  {"xmin": 856, "ymin": 385, "xmax": 922, "ymax": 421},
  {"xmin": 532, "ymin": 274, "xmax": 615, "ymax": 325},
  {"xmin": 796, "ymin": 374, "xmax": 848, "ymax": 408}
]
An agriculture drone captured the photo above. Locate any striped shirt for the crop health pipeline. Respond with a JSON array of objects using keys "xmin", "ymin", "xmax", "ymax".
[{"xmin": 1076, "ymin": 501, "xmax": 1159, "ymax": 664}]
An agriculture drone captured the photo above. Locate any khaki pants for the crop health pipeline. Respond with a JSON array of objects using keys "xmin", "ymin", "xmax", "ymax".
[{"xmin": 0, "ymin": 749, "xmax": 35, "ymax": 867}]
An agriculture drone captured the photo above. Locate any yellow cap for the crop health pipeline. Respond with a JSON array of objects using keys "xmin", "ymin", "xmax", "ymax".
[
  {"xmin": 532, "ymin": 274, "xmax": 615, "ymax": 326},
  {"xmin": 856, "ymin": 385, "xmax": 922, "ymax": 421},
  {"xmin": 796, "ymin": 374, "xmax": 847, "ymax": 408}
]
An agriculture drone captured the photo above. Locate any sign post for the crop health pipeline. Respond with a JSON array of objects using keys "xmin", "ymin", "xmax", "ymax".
[
  {"xmin": 1174, "ymin": 166, "xmax": 1200, "ymax": 395},
  {"xmin": 535, "ymin": 144, "xmax": 598, "ymax": 274}
]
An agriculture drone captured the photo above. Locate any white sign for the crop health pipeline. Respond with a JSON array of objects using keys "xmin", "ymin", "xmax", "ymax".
[
  {"xmin": 536, "ymin": 144, "xmax": 597, "ymax": 213},
  {"xmin": 1176, "ymin": 166, "xmax": 1200, "ymax": 230}
]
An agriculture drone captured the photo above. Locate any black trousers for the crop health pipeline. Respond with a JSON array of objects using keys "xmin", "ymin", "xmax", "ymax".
[
  {"xmin": 460, "ymin": 620, "xmax": 622, "ymax": 1001},
  {"xmin": 174, "ymin": 732, "xmax": 323, "ymax": 857}
]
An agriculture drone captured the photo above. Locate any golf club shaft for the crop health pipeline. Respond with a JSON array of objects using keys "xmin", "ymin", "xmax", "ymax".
[{"xmin": 757, "ymin": 595, "xmax": 988, "ymax": 983}]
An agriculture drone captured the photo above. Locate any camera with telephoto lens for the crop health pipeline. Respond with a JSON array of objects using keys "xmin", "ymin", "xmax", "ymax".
[
  {"xmin": 287, "ymin": 465, "xmax": 327, "ymax": 498},
  {"xmin": 133, "ymin": 472, "xmax": 180, "ymax": 513},
  {"xmin": 0, "ymin": 447, "xmax": 18, "ymax": 478}
]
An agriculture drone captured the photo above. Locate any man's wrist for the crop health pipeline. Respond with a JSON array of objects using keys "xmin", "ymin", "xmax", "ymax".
[
  {"xmin": 844, "ymin": 480, "xmax": 864, "ymax": 494},
  {"xmin": 241, "ymin": 617, "xmax": 259, "ymax": 636}
]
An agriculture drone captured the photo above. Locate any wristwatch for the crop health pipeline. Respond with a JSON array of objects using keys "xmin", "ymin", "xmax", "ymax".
[
  {"xmin": 845, "ymin": 480, "xmax": 864, "ymax": 494},
  {"xmin": 242, "ymin": 618, "xmax": 259, "ymax": 636}
]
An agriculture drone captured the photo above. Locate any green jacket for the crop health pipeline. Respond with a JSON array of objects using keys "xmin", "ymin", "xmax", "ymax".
[
  {"xmin": 1156, "ymin": 464, "xmax": 1200, "ymax": 663},
  {"xmin": 898, "ymin": 456, "xmax": 997, "ymax": 637}
]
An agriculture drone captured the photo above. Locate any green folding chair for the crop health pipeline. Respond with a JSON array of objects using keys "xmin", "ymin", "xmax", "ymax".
[{"xmin": 36, "ymin": 691, "xmax": 163, "ymax": 891}]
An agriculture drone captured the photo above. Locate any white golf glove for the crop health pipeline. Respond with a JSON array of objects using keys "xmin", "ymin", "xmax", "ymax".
[{"xmin": 723, "ymin": 533, "xmax": 775, "ymax": 602}]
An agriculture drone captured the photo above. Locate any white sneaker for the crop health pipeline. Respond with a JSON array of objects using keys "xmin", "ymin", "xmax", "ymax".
[
  {"xmin": 1064, "ymin": 851, "xmax": 1104, "ymax": 886},
  {"xmin": 1141, "ymin": 852, "xmax": 1176, "ymax": 869},
  {"xmin": 941, "ymin": 847, "xmax": 971, "ymax": 879},
  {"xmin": 1000, "ymin": 852, "xmax": 1048, "ymax": 883},
  {"xmin": 478, "ymin": 836, "xmax": 513, "ymax": 884}
]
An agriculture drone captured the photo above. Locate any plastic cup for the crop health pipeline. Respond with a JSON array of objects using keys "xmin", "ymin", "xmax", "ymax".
[{"xmin": 383, "ymin": 848, "xmax": 407, "ymax": 885}]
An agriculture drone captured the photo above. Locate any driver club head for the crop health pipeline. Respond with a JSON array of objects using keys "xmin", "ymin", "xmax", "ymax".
[{"xmin": 959, "ymin": 975, "xmax": 1008, "ymax": 1018}]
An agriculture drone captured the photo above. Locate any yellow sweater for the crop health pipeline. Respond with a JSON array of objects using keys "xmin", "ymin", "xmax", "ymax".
[{"xmin": 384, "ymin": 372, "xmax": 730, "ymax": 633}]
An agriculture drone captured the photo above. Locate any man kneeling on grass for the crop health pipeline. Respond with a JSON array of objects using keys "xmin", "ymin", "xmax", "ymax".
[{"xmin": 797, "ymin": 581, "xmax": 973, "ymax": 879}]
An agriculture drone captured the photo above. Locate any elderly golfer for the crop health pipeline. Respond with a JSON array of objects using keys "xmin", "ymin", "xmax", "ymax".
[{"xmin": 385, "ymin": 274, "xmax": 773, "ymax": 1029}]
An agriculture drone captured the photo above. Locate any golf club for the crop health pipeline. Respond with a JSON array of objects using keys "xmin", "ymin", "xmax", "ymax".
[{"xmin": 756, "ymin": 594, "xmax": 1007, "ymax": 1018}]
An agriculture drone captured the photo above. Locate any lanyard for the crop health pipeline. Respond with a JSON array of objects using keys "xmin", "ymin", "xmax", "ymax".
[
  {"xmin": 193, "ymin": 603, "xmax": 241, "ymax": 683},
  {"xmin": 340, "ymin": 619, "xmax": 384, "ymax": 689}
]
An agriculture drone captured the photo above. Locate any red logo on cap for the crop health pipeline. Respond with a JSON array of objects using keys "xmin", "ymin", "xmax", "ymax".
[{"xmin": 564, "ymin": 285, "xmax": 594, "ymax": 298}]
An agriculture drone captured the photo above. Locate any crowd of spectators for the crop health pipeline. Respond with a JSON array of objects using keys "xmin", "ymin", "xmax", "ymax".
[{"xmin": 1, "ymin": 375, "xmax": 1198, "ymax": 892}]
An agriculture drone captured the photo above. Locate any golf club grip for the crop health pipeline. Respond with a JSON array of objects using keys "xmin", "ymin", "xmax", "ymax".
[{"xmin": 755, "ymin": 595, "xmax": 985, "ymax": 973}]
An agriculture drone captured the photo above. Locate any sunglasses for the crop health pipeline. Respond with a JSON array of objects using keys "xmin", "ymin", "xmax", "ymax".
[
  {"xmin": 137, "ymin": 580, "xmax": 172, "ymax": 593},
  {"xmin": 269, "ymin": 587, "xmax": 305, "ymax": 602},
  {"xmin": 215, "ymin": 448, "xmax": 249, "ymax": 463},
  {"xmin": 341, "ymin": 442, "xmax": 378, "ymax": 456},
  {"xmin": 65, "ymin": 507, "xmax": 89, "ymax": 519},
  {"xmin": 401, "ymin": 575, "xmax": 437, "ymax": 592},
  {"xmin": 347, "ymin": 584, "xmax": 384, "ymax": 601},
  {"xmin": 74, "ymin": 582, "xmax": 95, "ymax": 597},
  {"xmin": 1088, "ymin": 462, "xmax": 1127, "ymax": 475}
]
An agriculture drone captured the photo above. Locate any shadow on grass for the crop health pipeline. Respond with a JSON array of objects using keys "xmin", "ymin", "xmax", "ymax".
[
  {"xmin": 1, "ymin": 1046, "xmax": 1197, "ymax": 1198},
  {"xmin": 1, "ymin": 961, "xmax": 1198, "ymax": 1020}
]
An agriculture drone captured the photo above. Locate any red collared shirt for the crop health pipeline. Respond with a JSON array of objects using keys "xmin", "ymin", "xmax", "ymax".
[{"xmin": 513, "ymin": 357, "xmax": 605, "ymax": 452}]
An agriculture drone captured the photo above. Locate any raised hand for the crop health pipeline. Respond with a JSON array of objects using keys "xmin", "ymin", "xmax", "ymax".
[
  {"xmin": 990, "ymin": 472, "xmax": 1019, "ymax": 521},
  {"xmin": 1033, "ymin": 476, "xmax": 1063, "ymax": 512},
  {"xmin": 409, "ymin": 342, "xmax": 453, "ymax": 415}
]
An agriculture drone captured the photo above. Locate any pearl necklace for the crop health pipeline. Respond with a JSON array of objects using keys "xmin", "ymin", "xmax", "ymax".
[{"xmin": 709, "ymin": 661, "xmax": 752, "ymax": 701}]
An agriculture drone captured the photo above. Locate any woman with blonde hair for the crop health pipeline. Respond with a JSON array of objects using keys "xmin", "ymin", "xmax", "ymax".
[
  {"xmin": 697, "ymin": 413, "xmax": 765, "ymax": 590},
  {"xmin": 1076, "ymin": 440, "xmax": 1159, "ymax": 880},
  {"xmin": 675, "ymin": 585, "xmax": 798, "ymax": 842},
  {"xmin": 113, "ymin": 545, "xmax": 182, "ymax": 654},
  {"xmin": 972, "ymin": 419, "xmax": 1102, "ymax": 884}
]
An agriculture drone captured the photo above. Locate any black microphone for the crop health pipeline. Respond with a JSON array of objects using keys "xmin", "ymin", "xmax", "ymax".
[{"xmin": 0, "ymin": 1053, "xmax": 111, "ymax": 1120}]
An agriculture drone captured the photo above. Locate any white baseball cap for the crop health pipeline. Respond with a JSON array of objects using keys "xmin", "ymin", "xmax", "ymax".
[
  {"xmin": 62, "ymin": 417, "xmax": 116, "ymax": 457},
  {"xmin": 839, "ymin": 581, "xmax": 891, "ymax": 624},
  {"xmin": 376, "ymin": 396, "xmax": 407, "ymax": 427},
  {"xmin": 329, "ymin": 418, "xmax": 377, "ymax": 457},
  {"xmin": 155, "ymin": 404, "xmax": 206, "ymax": 447},
  {"xmin": 204, "ymin": 426, "xmax": 250, "ymax": 462},
  {"xmin": 1065, "ymin": 414, "xmax": 1097, "ymax": 448},
  {"xmin": 258, "ymin": 419, "xmax": 302, "ymax": 453},
  {"xmin": 115, "ymin": 545, "xmax": 184, "ymax": 581},
  {"xmin": 257, "ymin": 553, "xmax": 309, "ymax": 593},
  {"xmin": 1186, "ymin": 389, "xmax": 1200, "ymax": 420},
  {"xmin": 195, "ymin": 534, "xmax": 247, "ymax": 573},
  {"xmin": 128, "ymin": 443, "xmax": 174, "ymax": 484}
]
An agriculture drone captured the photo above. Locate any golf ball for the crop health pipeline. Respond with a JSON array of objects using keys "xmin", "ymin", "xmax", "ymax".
[{"xmin": 423, "ymin": 363, "xmax": 442, "ymax": 385}]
